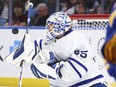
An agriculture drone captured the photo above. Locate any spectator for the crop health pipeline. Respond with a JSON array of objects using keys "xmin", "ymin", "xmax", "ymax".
[
  {"xmin": 0, "ymin": 0, "xmax": 9, "ymax": 20},
  {"xmin": 104, "ymin": 0, "xmax": 115, "ymax": 14},
  {"xmin": 4, "ymin": 0, "xmax": 27, "ymax": 26},
  {"xmin": 46, "ymin": 0, "xmax": 62, "ymax": 15},
  {"xmin": 30, "ymin": 0, "xmax": 45, "ymax": 7},
  {"xmin": 94, "ymin": 5, "xmax": 104, "ymax": 14},
  {"xmin": 65, "ymin": 0, "xmax": 87, "ymax": 15},
  {"xmin": 85, "ymin": 0, "xmax": 100, "ymax": 14},
  {"xmin": 60, "ymin": 0, "xmax": 67, "ymax": 11},
  {"xmin": 21, "ymin": 0, "xmax": 46, "ymax": 8},
  {"xmin": 30, "ymin": 3, "xmax": 49, "ymax": 26},
  {"xmin": 65, "ymin": 0, "xmax": 79, "ymax": 15},
  {"xmin": 74, "ymin": 0, "xmax": 87, "ymax": 14}
]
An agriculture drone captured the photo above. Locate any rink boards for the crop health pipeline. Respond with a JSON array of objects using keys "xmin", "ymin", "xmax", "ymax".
[{"xmin": 0, "ymin": 78, "xmax": 49, "ymax": 87}]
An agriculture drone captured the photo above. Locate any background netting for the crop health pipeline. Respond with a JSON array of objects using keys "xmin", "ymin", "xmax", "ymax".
[
  {"xmin": 73, "ymin": 19, "xmax": 108, "ymax": 30},
  {"xmin": 71, "ymin": 14, "xmax": 109, "ymax": 30}
]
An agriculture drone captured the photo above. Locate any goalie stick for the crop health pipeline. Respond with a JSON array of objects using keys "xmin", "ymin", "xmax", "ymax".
[
  {"xmin": 18, "ymin": 2, "xmax": 33, "ymax": 87},
  {"xmin": 0, "ymin": 2, "xmax": 33, "ymax": 87},
  {"xmin": 0, "ymin": 46, "xmax": 3, "ymax": 61}
]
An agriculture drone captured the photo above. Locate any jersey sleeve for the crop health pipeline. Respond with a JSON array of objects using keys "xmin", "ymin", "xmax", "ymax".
[
  {"xmin": 34, "ymin": 39, "xmax": 44, "ymax": 50},
  {"xmin": 55, "ymin": 46, "xmax": 92, "ymax": 82}
]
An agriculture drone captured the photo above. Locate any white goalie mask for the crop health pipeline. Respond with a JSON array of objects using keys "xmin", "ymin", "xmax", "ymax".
[{"xmin": 45, "ymin": 11, "xmax": 72, "ymax": 44}]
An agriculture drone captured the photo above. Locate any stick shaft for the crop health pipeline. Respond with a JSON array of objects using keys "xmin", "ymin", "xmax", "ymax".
[
  {"xmin": 0, "ymin": 46, "xmax": 4, "ymax": 61},
  {"xmin": 18, "ymin": 60, "xmax": 24, "ymax": 87},
  {"xmin": 26, "ymin": 3, "xmax": 32, "ymax": 34},
  {"xmin": 0, "ymin": 46, "xmax": 3, "ymax": 50},
  {"xmin": 18, "ymin": 2, "xmax": 32, "ymax": 87}
]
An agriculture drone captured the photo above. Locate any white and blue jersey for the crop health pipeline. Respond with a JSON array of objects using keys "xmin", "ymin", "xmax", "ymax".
[{"xmin": 31, "ymin": 29, "xmax": 107, "ymax": 87}]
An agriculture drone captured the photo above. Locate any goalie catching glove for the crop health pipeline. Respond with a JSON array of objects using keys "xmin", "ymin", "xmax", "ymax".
[
  {"xmin": 5, "ymin": 34, "xmax": 59, "ymax": 67},
  {"xmin": 5, "ymin": 34, "xmax": 40, "ymax": 67}
]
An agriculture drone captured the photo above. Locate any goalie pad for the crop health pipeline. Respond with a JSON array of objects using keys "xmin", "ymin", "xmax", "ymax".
[{"xmin": 5, "ymin": 34, "xmax": 39, "ymax": 66}]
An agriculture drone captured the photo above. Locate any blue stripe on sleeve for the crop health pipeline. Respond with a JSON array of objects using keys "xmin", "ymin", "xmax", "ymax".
[
  {"xmin": 32, "ymin": 40, "xmax": 39, "ymax": 60},
  {"xmin": 69, "ymin": 57, "xmax": 88, "ymax": 72},
  {"xmin": 34, "ymin": 40, "xmax": 38, "ymax": 47},
  {"xmin": 31, "ymin": 64, "xmax": 47, "ymax": 78},
  {"xmin": 31, "ymin": 64, "xmax": 56, "ymax": 80},
  {"xmin": 39, "ymin": 39, "xmax": 43, "ymax": 50},
  {"xmin": 70, "ymin": 75, "xmax": 104, "ymax": 87},
  {"xmin": 68, "ymin": 61, "xmax": 82, "ymax": 78}
]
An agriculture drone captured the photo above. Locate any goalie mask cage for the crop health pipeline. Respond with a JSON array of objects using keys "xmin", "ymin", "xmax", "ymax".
[{"xmin": 70, "ymin": 14, "xmax": 110, "ymax": 30}]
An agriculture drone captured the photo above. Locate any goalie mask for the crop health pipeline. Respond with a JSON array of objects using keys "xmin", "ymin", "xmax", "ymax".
[{"xmin": 45, "ymin": 11, "xmax": 72, "ymax": 44}]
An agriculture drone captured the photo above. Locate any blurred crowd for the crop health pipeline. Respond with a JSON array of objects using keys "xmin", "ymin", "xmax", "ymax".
[{"xmin": 0, "ymin": 0, "xmax": 115, "ymax": 26}]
